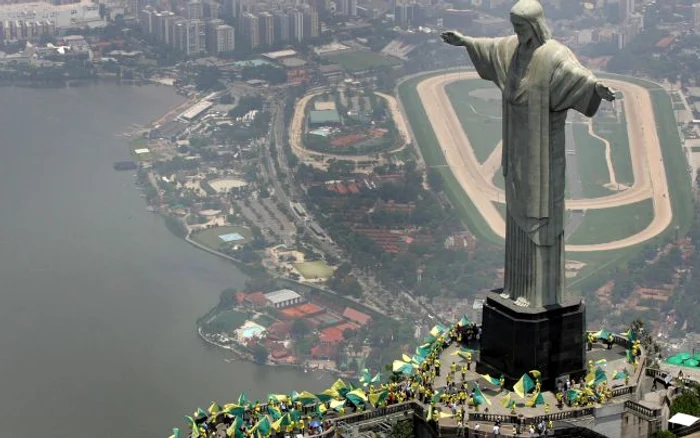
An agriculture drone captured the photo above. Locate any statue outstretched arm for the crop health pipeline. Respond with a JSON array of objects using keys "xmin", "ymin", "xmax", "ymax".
[
  {"xmin": 594, "ymin": 82, "xmax": 616, "ymax": 101},
  {"xmin": 440, "ymin": 31, "xmax": 474, "ymax": 49},
  {"xmin": 441, "ymin": 30, "xmax": 513, "ymax": 88}
]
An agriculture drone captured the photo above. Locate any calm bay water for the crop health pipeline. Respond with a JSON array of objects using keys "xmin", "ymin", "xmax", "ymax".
[{"xmin": 0, "ymin": 83, "xmax": 332, "ymax": 437}]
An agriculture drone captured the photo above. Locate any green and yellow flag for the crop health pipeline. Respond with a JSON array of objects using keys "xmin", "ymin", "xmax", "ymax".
[
  {"xmin": 498, "ymin": 392, "xmax": 513, "ymax": 409},
  {"xmin": 525, "ymin": 390, "xmax": 545, "ymax": 407},
  {"xmin": 473, "ymin": 385, "xmax": 491, "ymax": 406},
  {"xmin": 184, "ymin": 416, "xmax": 201, "ymax": 438},
  {"xmin": 251, "ymin": 416, "xmax": 271, "ymax": 437},
  {"xmin": 293, "ymin": 391, "xmax": 318, "ymax": 404},
  {"xmin": 272, "ymin": 413, "xmax": 292, "ymax": 432},
  {"xmin": 480, "ymin": 373, "xmax": 500, "ymax": 386},
  {"xmin": 226, "ymin": 417, "xmax": 244, "ymax": 438},
  {"xmin": 169, "ymin": 428, "xmax": 181, "ymax": 438},
  {"xmin": 267, "ymin": 404, "xmax": 282, "ymax": 421},
  {"xmin": 513, "ymin": 374, "xmax": 535, "ymax": 398},
  {"xmin": 315, "ymin": 389, "xmax": 336, "ymax": 402},
  {"xmin": 267, "ymin": 394, "xmax": 288, "ymax": 403},
  {"xmin": 208, "ymin": 401, "xmax": 221, "ymax": 416},
  {"xmin": 331, "ymin": 379, "xmax": 348, "ymax": 397},
  {"xmin": 369, "ymin": 390, "xmax": 388, "ymax": 407},
  {"xmin": 237, "ymin": 392, "xmax": 248, "ymax": 407},
  {"xmin": 330, "ymin": 399, "xmax": 345, "ymax": 411},
  {"xmin": 222, "ymin": 403, "xmax": 244, "ymax": 418}
]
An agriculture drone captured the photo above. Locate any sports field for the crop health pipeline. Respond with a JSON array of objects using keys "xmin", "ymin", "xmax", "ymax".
[
  {"xmin": 293, "ymin": 261, "xmax": 335, "ymax": 279},
  {"xmin": 192, "ymin": 226, "xmax": 252, "ymax": 250}
]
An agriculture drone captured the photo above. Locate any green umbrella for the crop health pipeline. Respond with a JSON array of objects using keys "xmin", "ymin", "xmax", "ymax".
[
  {"xmin": 683, "ymin": 359, "xmax": 699, "ymax": 367},
  {"xmin": 678, "ymin": 352, "xmax": 692, "ymax": 360},
  {"xmin": 693, "ymin": 353, "xmax": 700, "ymax": 361},
  {"xmin": 667, "ymin": 356, "xmax": 684, "ymax": 365}
]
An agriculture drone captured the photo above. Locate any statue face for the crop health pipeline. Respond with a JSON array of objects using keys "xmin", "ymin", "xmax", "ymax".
[{"xmin": 510, "ymin": 14, "xmax": 535, "ymax": 45}]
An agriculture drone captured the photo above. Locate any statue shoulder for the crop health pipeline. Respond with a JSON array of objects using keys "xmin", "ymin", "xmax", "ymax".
[{"xmin": 533, "ymin": 40, "xmax": 579, "ymax": 67}]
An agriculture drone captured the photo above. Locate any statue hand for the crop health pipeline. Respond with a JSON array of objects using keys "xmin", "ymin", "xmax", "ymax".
[
  {"xmin": 441, "ymin": 31, "xmax": 469, "ymax": 47},
  {"xmin": 595, "ymin": 82, "xmax": 616, "ymax": 101}
]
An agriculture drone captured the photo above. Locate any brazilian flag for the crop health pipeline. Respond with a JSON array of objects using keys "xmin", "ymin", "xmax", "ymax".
[{"xmin": 513, "ymin": 374, "xmax": 535, "ymax": 398}]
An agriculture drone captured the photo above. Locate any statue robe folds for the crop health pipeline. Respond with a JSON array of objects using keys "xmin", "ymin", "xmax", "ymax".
[{"xmin": 465, "ymin": 36, "xmax": 602, "ymax": 307}]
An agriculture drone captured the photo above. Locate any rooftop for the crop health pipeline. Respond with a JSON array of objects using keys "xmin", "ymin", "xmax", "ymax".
[
  {"xmin": 264, "ymin": 289, "xmax": 302, "ymax": 304},
  {"xmin": 261, "ymin": 49, "xmax": 298, "ymax": 60},
  {"xmin": 342, "ymin": 307, "xmax": 372, "ymax": 326},
  {"xmin": 280, "ymin": 57, "xmax": 307, "ymax": 68}
]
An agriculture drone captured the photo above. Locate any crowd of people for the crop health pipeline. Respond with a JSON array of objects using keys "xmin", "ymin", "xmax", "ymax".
[{"xmin": 175, "ymin": 321, "xmax": 642, "ymax": 438}]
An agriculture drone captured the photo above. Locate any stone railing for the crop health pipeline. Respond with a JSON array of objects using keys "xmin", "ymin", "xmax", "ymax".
[
  {"xmin": 466, "ymin": 407, "xmax": 594, "ymax": 426},
  {"xmin": 611, "ymin": 385, "xmax": 635, "ymax": 398},
  {"xmin": 646, "ymin": 367, "xmax": 698, "ymax": 386},
  {"xmin": 623, "ymin": 400, "xmax": 661, "ymax": 420},
  {"xmin": 336, "ymin": 401, "xmax": 422, "ymax": 426}
]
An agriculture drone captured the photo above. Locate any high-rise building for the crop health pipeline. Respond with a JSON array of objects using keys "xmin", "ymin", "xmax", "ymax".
[
  {"xmin": 206, "ymin": 19, "xmax": 234, "ymax": 53},
  {"xmin": 394, "ymin": 2, "xmax": 414, "ymax": 27},
  {"xmin": 619, "ymin": 0, "xmax": 629, "ymax": 23},
  {"xmin": 172, "ymin": 18, "xmax": 205, "ymax": 55},
  {"xmin": 273, "ymin": 11, "xmax": 289, "ymax": 42},
  {"xmin": 303, "ymin": 9, "xmax": 319, "ymax": 39},
  {"xmin": 187, "ymin": 0, "xmax": 203, "ymax": 19},
  {"xmin": 161, "ymin": 11, "xmax": 176, "ymax": 44},
  {"xmin": 240, "ymin": 12, "xmax": 259, "ymax": 48},
  {"xmin": 259, "ymin": 11, "xmax": 274, "ymax": 46},
  {"xmin": 171, "ymin": 17, "xmax": 188, "ymax": 51},
  {"xmin": 336, "ymin": 0, "xmax": 356, "ymax": 16},
  {"xmin": 289, "ymin": 10, "xmax": 303, "ymax": 42},
  {"xmin": 130, "ymin": 0, "xmax": 149, "ymax": 17},
  {"xmin": 222, "ymin": 0, "xmax": 240, "ymax": 19},
  {"xmin": 187, "ymin": 19, "xmax": 206, "ymax": 55},
  {"xmin": 203, "ymin": 1, "xmax": 220, "ymax": 19},
  {"xmin": 215, "ymin": 24, "xmax": 235, "ymax": 53},
  {"xmin": 206, "ymin": 18, "xmax": 224, "ymax": 51},
  {"xmin": 139, "ymin": 7, "xmax": 156, "ymax": 34}
]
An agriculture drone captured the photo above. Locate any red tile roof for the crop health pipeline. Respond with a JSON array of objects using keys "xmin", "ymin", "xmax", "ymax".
[
  {"xmin": 267, "ymin": 321, "xmax": 292, "ymax": 339},
  {"xmin": 342, "ymin": 307, "xmax": 372, "ymax": 326},
  {"xmin": 311, "ymin": 343, "xmax": 338, "ymax": 359},
  {"xmin": 244, "ymin": 292, "xmax": 267, "ymax": 306}
]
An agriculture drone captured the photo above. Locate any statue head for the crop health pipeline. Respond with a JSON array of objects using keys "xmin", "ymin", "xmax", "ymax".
[{"xmin": 509, "ymin": 0, "xmax": 552, "ymax": 46}]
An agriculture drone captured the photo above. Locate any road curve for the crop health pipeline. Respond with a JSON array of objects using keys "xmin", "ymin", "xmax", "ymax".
[{"xmin": 413, "ymin": 71, "xmax": 672, "ymax": 252}]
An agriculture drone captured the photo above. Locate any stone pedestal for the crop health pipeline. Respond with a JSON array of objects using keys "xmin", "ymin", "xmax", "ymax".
[{"xmin": 476, "ymin": 292, "xmax": 586, "ymax": 390}]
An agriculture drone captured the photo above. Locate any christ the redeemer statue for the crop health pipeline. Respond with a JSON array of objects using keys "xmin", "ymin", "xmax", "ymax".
[{"xmin": 442, "ymin": 0, "xmax": 615, "ymax": 307}]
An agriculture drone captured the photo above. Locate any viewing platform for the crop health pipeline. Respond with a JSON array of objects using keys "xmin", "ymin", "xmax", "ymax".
[{"xmin": 177, "ymin": 319, "xmax": 693, "ymax": 438}]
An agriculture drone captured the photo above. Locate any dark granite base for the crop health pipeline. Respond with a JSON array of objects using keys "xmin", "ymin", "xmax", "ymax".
[{"xmin": 476, "ymin": 292, "xmax": 586, "ymax": 391}]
